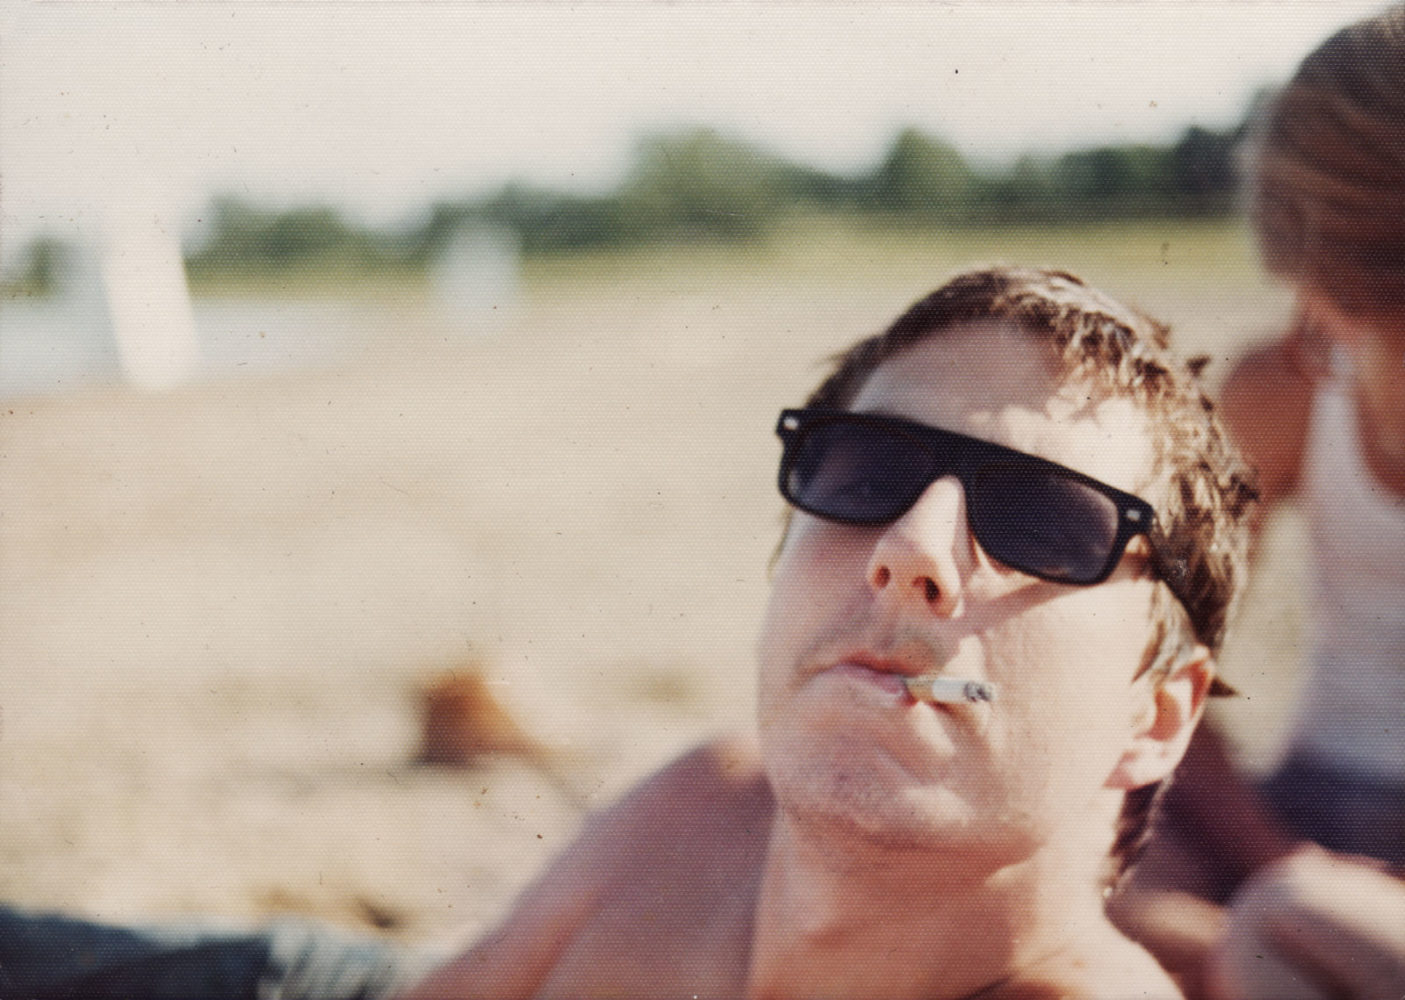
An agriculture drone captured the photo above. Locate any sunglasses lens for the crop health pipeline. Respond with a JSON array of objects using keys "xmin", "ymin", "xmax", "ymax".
[
  {"xmin": 968, "ymin": 463, "xmax": 1121, "ymax": 583},
  {"xmin": 785, "ymin": 420, "xmax": 936, "ymax": 523}
]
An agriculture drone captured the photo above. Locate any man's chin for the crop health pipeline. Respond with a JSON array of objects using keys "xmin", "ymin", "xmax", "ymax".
[{"xmin": 767, "ymin": 762, "xmax": 986, "ymax": 858}]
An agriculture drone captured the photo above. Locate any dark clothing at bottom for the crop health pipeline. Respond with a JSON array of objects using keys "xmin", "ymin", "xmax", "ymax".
[{"xmin": 0, "ymin": 906, "xmax": 435, "ymax": 1000}]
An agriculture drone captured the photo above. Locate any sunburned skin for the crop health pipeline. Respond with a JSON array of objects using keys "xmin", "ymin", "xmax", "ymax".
[{"xmin": 903, "ymin": 674, "xmax": 997, "ymax": 705}]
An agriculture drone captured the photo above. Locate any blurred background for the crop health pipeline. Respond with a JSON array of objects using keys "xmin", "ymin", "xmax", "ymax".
[{"xmin": 0, "ymin": 1, "xmax": 1381, "ymax": 951}]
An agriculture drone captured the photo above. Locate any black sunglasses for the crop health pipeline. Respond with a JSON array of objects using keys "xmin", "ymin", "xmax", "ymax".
[{"xmin": 776, "ymin": 408, "xmax": 1159, "ymax": 588}]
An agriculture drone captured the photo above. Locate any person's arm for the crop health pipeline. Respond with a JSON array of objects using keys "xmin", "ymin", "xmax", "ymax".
[
  {"xmin": 1216, "ymin": 327, "xmax": 1320, "ymax": 516},
  {"xmin": 1206, "ymin": 847, "xmax": 1405, "ymax": 999}
]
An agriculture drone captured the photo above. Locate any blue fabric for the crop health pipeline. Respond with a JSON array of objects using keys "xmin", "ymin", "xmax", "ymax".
[
  {"xmin": 0, "ymin": 906, "xmax": 433, "ymax": 1000},
  {"xmin": 1260, "ymin": 752, "xmax": 1405, "ymax": 868}
]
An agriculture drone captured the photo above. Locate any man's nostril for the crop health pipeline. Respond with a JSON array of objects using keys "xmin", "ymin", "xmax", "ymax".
[
  {"xmin": 924, "ymin": 578, "xmax": 939, "ymax": 603},
  {"xmin": 874, "ymin": 566, "xmax": 891, "ymax": 587}
]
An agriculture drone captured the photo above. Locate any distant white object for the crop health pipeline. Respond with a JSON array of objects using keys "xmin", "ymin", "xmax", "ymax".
[
  {"xmin": 98, "ymin": 207, "xmax": 200, "ymax": 391},
  {"xmin": 432, "ymin": 225, "xmax": 521, "ymax": 331}
]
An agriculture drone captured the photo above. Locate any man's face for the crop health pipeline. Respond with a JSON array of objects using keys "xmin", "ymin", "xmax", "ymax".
[{"xmin": 755, "ymin": 320, "xmax": 1163, "ymax": 865}]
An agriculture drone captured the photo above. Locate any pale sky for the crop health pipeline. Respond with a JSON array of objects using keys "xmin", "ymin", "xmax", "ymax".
[{"xmin": 0, "ymin": 1, "xmax": 1394, "ymax": 249}]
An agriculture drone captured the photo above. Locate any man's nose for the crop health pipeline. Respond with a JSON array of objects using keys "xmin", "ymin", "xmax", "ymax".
[{"xmin": 865, "ymin": 477, "xmax": 969, "ymax": 617}]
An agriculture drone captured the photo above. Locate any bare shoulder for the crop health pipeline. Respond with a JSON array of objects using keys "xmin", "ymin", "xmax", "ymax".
[
  {"xmin": 531, "ymin": 733, "xmax": 773, "ymax": 997},
  {"xmin": 992, "ymin": 926, "xmax": 1186, "ymax": 1000},
  {"xmin": 1218, "ymin": 335, "xmax": 1318, "ymax": 506},
  {"xmin": 601, "ymin": 731, "xmax": 770, "ymax": 830},
  {"xmin": 397, "ymin": 734, "xmax": 772, "ymax": 1000},
  {"xmin": 549, "ymin": 732, "xmax": 770, "ymax": 867}
]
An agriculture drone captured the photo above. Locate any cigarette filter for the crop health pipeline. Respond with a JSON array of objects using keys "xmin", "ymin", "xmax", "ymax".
[{"xmin": 904, "ymin": 675, "xmax": 997, "ymax": 705}]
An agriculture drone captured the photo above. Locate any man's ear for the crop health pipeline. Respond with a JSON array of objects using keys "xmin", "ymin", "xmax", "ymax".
[{"xmin": 1106, "ymin": 645, "xmax": 1216, "ymax": 791}]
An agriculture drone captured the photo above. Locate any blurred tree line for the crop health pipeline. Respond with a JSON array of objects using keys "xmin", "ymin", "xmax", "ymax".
[
  {"xmin": 4, "ymin": 121, "xmax": 1245, "ymax": 294},
  {"xmin": 2, "ymin": 236, "xmax": 71, "ymax": 298}
]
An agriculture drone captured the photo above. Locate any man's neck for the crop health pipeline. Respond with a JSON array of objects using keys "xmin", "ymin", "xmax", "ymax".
[{"xmin": 744, "ymin": 812, "xmax": 1114, "ymax": 1000}]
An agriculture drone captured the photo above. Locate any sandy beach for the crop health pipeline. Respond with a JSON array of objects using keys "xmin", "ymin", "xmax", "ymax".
[{"xmin": 0, "ymin": 238, "xmax": 1311, "ymax": 955}]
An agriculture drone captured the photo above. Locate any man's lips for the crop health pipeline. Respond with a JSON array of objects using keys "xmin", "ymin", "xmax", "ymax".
[
  {"xmin": 830, "ymin": 650, "xmax": 931, "ymax": 679},
  {"xmin": 827, "ymin": 649, "xmax": 948, "ymax": 701},
  {"xmin": 828, "ymin": 661, "xmax": 913, "ymax": 697},
  {"xmin": 820, "ymin": 644, "xmax": 995, "ymax": 706},
  {"xmin": 826, "ymin": 661, "xmax": 997, "ymax": 710}
]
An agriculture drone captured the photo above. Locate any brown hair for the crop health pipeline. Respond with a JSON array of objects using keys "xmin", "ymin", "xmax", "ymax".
[
  {"xmin": 1250, "ymin": 3, "xmax": 1405, "ymax": 319},
  {"xmin": 797, "ymin": 267, "xmax": 1259, "ymax": 877}
]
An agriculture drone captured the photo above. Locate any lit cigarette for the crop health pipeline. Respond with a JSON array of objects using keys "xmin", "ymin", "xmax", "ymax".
[{"xmin": 904, "ymin": 675, "xmax": 996, "ymax": 705}]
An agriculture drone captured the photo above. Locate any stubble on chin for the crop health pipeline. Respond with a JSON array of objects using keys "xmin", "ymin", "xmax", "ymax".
[{"xmin": 769, "ymin": 766, "xmax": 974, "ymax": 857}]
